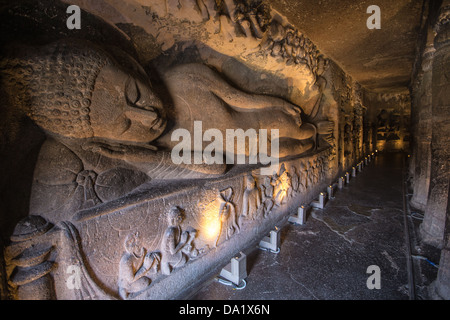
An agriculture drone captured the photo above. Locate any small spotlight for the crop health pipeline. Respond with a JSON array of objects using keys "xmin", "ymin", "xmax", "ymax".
[
  {"xmin": 258, "ymin": 228, "xmax": 281, "ymax": 253},
  {"xmin": 338, "ymin": 177, "xmax": 345, "ymax": 189},
  {"xmin": 289, "ymin": 205, "xmax": 308, "ymax": 225},
  {"xmin": 311, "ymin": 192, "xmax": 327, "ymax": 209},
  {"xmin": 327, "ymin": 185, "xmax": 334, "ymax": 199},
  {"xmin": 218, "ymin": 252, "xmax": 247, "ymax": 288}
]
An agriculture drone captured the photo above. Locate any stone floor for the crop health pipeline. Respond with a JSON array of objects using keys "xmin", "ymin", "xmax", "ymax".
[{"xmin": 189, "ymin": 153, "xmax": 440, "ymax": 300}]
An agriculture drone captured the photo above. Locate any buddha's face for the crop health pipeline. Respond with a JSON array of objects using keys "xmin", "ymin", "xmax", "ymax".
[{"xmin": 89, "ymin": 62, "xmax": 166, "ymax": 144}]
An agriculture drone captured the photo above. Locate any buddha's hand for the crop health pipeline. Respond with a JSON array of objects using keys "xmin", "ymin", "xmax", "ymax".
[{"xmin": 82, "ymin": 141, "xmax": 158, "ymax": 162}]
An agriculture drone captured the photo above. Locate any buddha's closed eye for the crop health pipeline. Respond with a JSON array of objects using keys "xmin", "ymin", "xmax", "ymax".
[
  {"xmin": 125, "ymin": 77, "xmax": 158, "ymax": 112},
  {"xmin": 125, "ymin": 77, "xmax": 141, "ymax": 107}
]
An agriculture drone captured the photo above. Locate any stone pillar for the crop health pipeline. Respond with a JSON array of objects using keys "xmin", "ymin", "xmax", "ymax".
[
  {"xmin": 421, "ymin": 1, "xmax": 450, "ymax": 248},
  {"xmin": 431, "ymin": 1, "xmax": 450, "ymax": 299},
  {"xmin": 433, "ymin": 185, "xmax": 450, "ymax": 299},
  {"xmin": 410, "ymin": 27, "xmax": 434, "ymax": 211}
]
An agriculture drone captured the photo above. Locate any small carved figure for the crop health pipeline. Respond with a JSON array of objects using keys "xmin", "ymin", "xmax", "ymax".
[
  {"xmin": 312, "ymin": 159, "xmax": 319, "ymax": 185},
  {"xmin": 216, "ymin": 188, "xmax": 239, "ymax": 246},
  {"xmin": 290, "ymin": 165, "xmax": 300, "ymax": 193},
  {"xmin": 241, "ymin": 174, "xmax": 261, "ymax": 220},
  {"xmin": 160, "ymin": 207, "xmax": 196, "ymax": 275},
  {"xmin": 298, "ymin": 161, "xmax": 308, "ymax": 192},
  {"xmin": 118, "ymin": 232, "xmax": 160, "ymax": 299},
  {"xmin": 273, "ymin": 164, "xmax": 292, "ymax": 205},
  {"xmin": 283, "ymin": 29, "xmax": 295, "ymax": 59},
  {"xmin": 76, "ymin": 170, "xmax": 102, "ymax": 209},
  {"xmin": 271, "ymin": 42, "xmax": 283, "ymax": 57},
  {"xmin": 260, "ymin": 175, "xmax": 274, "ymax": 217},
  {"xmin": 292, "ymin": 33, "xmax": 301, "ymax": 62}
]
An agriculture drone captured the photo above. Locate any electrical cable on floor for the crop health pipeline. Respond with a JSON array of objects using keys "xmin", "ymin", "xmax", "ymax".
[
  {"xmin": 257, "ymin": 246, "xmax": 280, "ymax": 254},
  {"xmin": 216, "ymin": 277, "xmax": 247, "ymax": 290},
  {"xmin": 409, "ymin": 211, "xmax": 424, "ymax": 221},
  {"xmin": 411, "ymin": 255, "xmax": 439, "ymax": 268}
]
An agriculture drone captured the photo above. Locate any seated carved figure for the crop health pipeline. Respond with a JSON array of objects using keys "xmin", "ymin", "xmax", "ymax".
[
  {"xmin": 118, "ymin": 232, "xmax": 160, "ymax": 300},
  {"xmin": 0, "ymin": 39, "xmax": 332, "ymax": 223},
  {"xmin": 160, "ymin": 207, "xmax": 196, "ymax": 275}
]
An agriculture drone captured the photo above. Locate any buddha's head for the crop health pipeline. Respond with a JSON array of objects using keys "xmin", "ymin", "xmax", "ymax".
[{"xmin": 0, "ymin": 39, "xmax": 166, "ymax": 144}]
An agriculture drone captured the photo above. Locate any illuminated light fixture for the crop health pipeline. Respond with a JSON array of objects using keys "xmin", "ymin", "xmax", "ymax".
[
  {"xmin": 311, "ymin": 192, "xmax": 326, "ymax": 209},
  {"xmin": 258, "ymin": 227, "xmax": 281, "ymax": 253},
  {"xmin": 327, "ymin": 185, "xmax": 335, "ymax": 199},
  {"xmin": 352, "ymin": 166, "xmax": 357, "ymax": 177},
  {"xmin": 345, "ymin": 172, "xmax": 350, "ymax": 184},
  {"xmin": 204, "ymin": 218, "xmax": 221, "ymax": 243},
  {"xmin": 200, "ymin": 202, "xmax": 222, "ymax": 244},
  {"xmin": 338, "ymin": 177, "xmax": 345, "ymax": 189},
  {"xmin": 357, "ymin": 163, "xmax": 362, "ymax": 173},
  {"xmin": 364, "ymin": 157, "xmax": 368, "ymax": 165},
  {"xmin": 289, "ymin": 205, "xmax": 308, "ymax": 225},
  {"xmin": 218, "ymin": 251, "xmax": 247, "ymax": 289}
]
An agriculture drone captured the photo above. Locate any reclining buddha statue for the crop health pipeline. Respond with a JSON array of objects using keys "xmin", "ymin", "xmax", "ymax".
[{"xmin": 0, "ymin": 39, "xmax": 332, "ymax": 223}]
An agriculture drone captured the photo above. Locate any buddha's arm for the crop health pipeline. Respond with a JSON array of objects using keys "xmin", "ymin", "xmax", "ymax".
[
  {"xmin": 213, "ymin": 83, "xmax": 297, "ymax": 114},
  {"xmin": 82, "ymin": 142, "xmax": 226, "ymax": 179},
  {"xmin": 167, "ymin": 64, "xmax": 303, "ymax": 125},
  {"xmin": 206, "ymin": 67, "xmax": 302, "ymax": 123}
]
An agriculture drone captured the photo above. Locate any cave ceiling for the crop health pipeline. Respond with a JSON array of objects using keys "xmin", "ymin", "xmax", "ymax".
[{"xmin": 269, "ymin": 0, "xmax": 425, "ymax": 94}]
